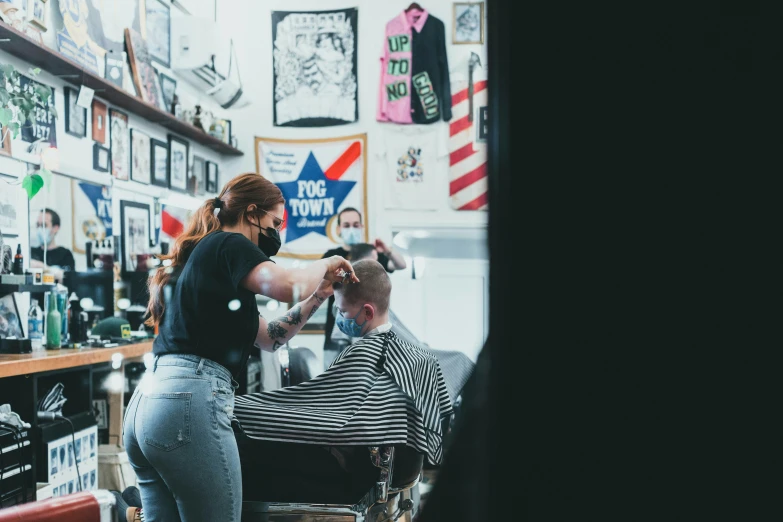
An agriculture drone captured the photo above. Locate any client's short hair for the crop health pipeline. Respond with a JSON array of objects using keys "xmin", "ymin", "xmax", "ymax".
[
  {"xmin": 333, "ymin": 259, "xmax": 391, "ymax": 314},
  {"xmin": 349, "ymin": 243, "xmax": 377, "ymax": 261}
]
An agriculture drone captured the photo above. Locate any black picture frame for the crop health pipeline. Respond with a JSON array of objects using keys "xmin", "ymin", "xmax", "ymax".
[
  {"xmin": 146, "ymin": 0, "xmax": 172, "ymax": 68},
  {"xmin": 150, "ymin": 138, "xmax": 169, "ymax": 188},
  {"xmin": 120, "ymin": 200, "xmax": 152, "ymax": 274},
  {"xmin": 92, "ymin": 143, "xmax": 111, "ymax": 172},
  {"xmin": 192, "ymin": 155, "xmax": 206, "ymax": 196},
  {"xmin": 129, "ymin": 129, "xmax": 151, "ymax": 185},
  {"xmin": 64, "ymin": 87, "xmax": 87, "ymax": 138},
  {"xmin": 167, "ymin": 134, "xmax": 189, "ymax": 193},
  {"xmin": 206, "ymin": 161, "xmax": 219, "ymax": 194},
  {"xmin": 158, "ymin": 72, "xmax": 177, "ymax": 113}
]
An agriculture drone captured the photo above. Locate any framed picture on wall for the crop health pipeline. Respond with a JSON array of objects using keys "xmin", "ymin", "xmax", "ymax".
[
  {"xmin": 0, "ymin": 172, "xmax": 23, "ymax": 237},
  {"xmin": 92, "ymin": 143, "xmax": 110, "ymax": 172},
  {"xmin": 109, "ymin": 109, "xmax": 129, "ymax": 180},
  {"xmin": 158, "ymin": 72, "xmax": 176, "ymax": 113},
  {"xmin": 64, "ymin": 87, "xmax": 87, "ymax": 138},
  {"xmin": 167, "ymin": 135, "xmax": 188, "ymax": 192},
  {"xmin": 145, "ymin": 0, "xmax": 171, "ymax": 68},
  {"xmin": 206, "ymin": 161, "xmax": 218, "ymax": 194},
  {"xmin": 130, "ymin": 129, "xmax": 151, "ymax": 185},
  {"xmin": 150, "ymin": 138, "xmax": 169, "ymax": 188},
  {"xmin": 453, "ymin": 2, "xmax": 484, "ymax": 44},
  {"xmin": 26, "ymin": 0, "xmax": 48, "ymax": 32},
  {"xmin": 91, "ymin": 99, "xmax": 107, "ymax": 144},
  {"xmin": 120, "ymin": 200, "xmax": 152, "ymax": 274},
  {"xmin": 191, "ymin": 156, "xmax": 205, "ymax": 196}
]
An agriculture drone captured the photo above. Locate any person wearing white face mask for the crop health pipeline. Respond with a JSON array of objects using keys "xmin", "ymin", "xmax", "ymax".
[
  {"xmin": 30, "ymin": 208, "xmax": 75, "ymax": 275},
  {"xmin": 321, "ymin": 207, "xmax": 406, "ymax": 352}
]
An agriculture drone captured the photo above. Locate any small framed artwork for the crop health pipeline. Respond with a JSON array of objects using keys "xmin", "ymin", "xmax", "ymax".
[
  {"xmin": 130, "ymin": 129, "xmax": 151, "ymax": 184},
  {"xmin": 453, "ymin": 2, "xmax": 484, "ymax": 44},
  {"xmin": 150, "ymin": 138, "xmax": 169, "ymax": 187},
  {"xmin": 26, "ymin": 0, "xmax": 47, "ymax": 32},
  {"xmin": 206, "ymin": 161, "xmax": 218, "ymax": 193},
  {"xmin": 109, "ymin": 109, "xmax": 129, "ymax": 180},
  {"xmin": 167, "ymin": 134, "xmax": 189, "ymax": 192},
  {"xmin": 120, "ymin": 200, "xmax": 152, "ymax": 273},
  {"xmin": 93, "ymin": 143, "xmax": 110, "ymax": 172},
  {"xmin": 0, "ymin": 124, "xmax": 11, "ymax": 156},
  {"xmin": 191, "ymin": 155, "xmax": 206, "ymax": 196},
  {"xmin": 158, "ymin": 72, "xmax": 176, "ymax": 113},
  {"xmin": 64, "ymin": 87, "xmax": 87, "ymax": 138},
  {"xmin": 91, "ymin": 99, "xmax": 107, "ymax": 144},
  {"xmin": 0, "ymin": 172, "xmax": 24, "ymax": 236},
  {"xmin": 146, "ymin": 0, "xmax": 171, "ymax": 68}
]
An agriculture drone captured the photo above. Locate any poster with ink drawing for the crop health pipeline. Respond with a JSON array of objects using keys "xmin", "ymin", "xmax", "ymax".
[{"xmin": 272, "ymin": 8, "xmax": 358, "ymax": 127}]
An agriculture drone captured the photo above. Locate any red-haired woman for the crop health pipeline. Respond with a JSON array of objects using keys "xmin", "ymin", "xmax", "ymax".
[{"xmin": 123, "ymin": 173, "xmax": 358, "ymax": 522}]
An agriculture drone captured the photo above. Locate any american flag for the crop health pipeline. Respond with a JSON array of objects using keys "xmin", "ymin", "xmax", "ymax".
[{"xmin": 449, "ymin": 80, "xmax": 488, "ymax": 211}]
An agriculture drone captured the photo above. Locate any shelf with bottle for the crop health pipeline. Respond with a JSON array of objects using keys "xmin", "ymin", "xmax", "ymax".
[{"xmin": 0, "ymin": 283, "xmax": 56, "ymax": 298}]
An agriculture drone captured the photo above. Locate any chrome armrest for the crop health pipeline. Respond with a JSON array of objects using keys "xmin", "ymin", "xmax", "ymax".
[{"xmin": 369, "ymin": 446, "xmax": 395, "ymax": 503}]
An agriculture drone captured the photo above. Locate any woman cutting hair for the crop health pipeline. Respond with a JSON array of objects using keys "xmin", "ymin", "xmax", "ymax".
[{"xmin": 123, "ymin": 173, "xmax": 358, "ymax": 522}]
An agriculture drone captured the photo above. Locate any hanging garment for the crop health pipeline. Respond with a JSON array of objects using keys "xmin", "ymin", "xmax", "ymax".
[
  {"xmin": 233, "ymin": 331, "xmax": 453, "ymax": 465},
  {"xmin": 379, "ymin": 125, "xmax": 449, "ymax": 210},
  {"xmin": 377, "ymin": 8, "xmax": 452, "ymax": 124}
]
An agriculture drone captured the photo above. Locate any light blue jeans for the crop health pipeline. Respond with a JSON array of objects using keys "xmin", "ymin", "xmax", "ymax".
[{"xmin": 123, "ymin": 354, "xmax": 241, "ymax": 522}]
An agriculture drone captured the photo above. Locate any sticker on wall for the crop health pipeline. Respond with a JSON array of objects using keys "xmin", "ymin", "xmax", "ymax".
[
  {"xmin": 255, "ymin": 134, "xmax": 368, "ymax": 258},
  {"xmin": 271, "ymin": 8, "xmax": 358, "ymax": 127}
]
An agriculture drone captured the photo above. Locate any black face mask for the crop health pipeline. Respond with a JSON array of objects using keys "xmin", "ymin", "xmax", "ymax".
[{"xmin": 250, "ymin": 218, "xmax": 281, "ymax": 257}]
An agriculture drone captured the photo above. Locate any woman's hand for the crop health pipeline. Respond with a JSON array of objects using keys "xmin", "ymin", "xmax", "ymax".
[{"xmin": 323, "ymin": 255, "xmax": 360, "ymax": 283}]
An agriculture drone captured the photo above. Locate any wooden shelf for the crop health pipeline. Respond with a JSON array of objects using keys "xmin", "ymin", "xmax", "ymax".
[
  {"xmin": 0, "ymin": 340, "xmax": 154, "ymax": 377},
  {"xmin": 0, "ymin": 23, "xmax": 243, "ymax": 157}
]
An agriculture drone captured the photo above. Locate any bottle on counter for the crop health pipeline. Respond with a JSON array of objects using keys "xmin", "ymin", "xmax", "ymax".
[
  {"xmin": 28, "ymin": 299, "xmax": 43, "ymax": 350},
  {"xmin": 12, "ymin": 244, "xmax": 23, "ymax": 275},
  {"xmin": 68, "ymin": 292, "xmax": 86, "ymax": 346},
  {"xmin": 56, "ymin": 284, "xmax": 69, "ymax": 345},
  {"xmin": 45, "ymin": 292, "xmax": 61, "ymax": 349}
]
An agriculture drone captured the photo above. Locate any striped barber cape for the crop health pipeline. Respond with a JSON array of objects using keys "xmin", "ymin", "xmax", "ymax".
[{"xmin": 233, "ymin": 331, "xmax": 454, "ymax": 465}]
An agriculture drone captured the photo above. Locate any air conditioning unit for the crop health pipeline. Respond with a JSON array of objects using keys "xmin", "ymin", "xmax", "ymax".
[{"xmin": 171, "ymin": 16, "xmax": 250, "ymax": 109}]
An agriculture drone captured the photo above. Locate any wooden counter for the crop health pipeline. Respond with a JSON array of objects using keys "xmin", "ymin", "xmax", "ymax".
[{"xmin": 0, "ymin": 341, "xmax": 154, "ymax": 378}]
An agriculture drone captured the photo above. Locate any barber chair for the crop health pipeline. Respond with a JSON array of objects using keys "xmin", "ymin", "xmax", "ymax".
[
  {"xmin": 241, "ymin": 445, "xmax": 425, "ymax": 522},
  {"xmin": 287, "ymin": 347, "xmax": 321, "ymax": 386},
  {"xmin": 0, "ymin": 490, "xmax": 115, "ymax": 522}
]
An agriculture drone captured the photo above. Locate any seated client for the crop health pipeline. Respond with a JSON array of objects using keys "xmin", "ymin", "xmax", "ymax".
[{"xmin": 232, "ymin": 260, "xmax": 453, "ymax": 504}]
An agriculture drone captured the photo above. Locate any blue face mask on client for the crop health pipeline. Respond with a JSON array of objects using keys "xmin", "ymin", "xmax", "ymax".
[{"xmin": 336, "ymin": 308, "xmax": 368, "ymax": 338}]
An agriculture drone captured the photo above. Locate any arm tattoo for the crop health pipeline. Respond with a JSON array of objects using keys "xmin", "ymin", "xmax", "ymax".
[
  {"xmin": 308, "ymin": 292, "xmax": 326, "ymax": 319},
  {"xmin": 280, "ymin": 306, "xmax": 302, "ymax": 326},
  {"xmin": 267, "ymin": 321, "xmax": 287, "ymax": 340}
]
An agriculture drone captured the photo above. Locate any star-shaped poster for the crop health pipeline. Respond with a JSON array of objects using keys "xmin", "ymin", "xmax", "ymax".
[
  {"xmin": 256, "ymin": 134, "xmax": 368, "ymax": 259},
  {"xmin": 276, "ymin": 152, "xmax": 356, "ymax": 243}
]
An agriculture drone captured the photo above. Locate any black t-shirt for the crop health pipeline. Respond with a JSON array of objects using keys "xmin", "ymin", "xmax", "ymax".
[
  {"xmin": 153, "ymin": 231, "xmax": 271, "ymax": 376},
  {"xmin": 322, "ymin": 247, "xmax": 392, "ymax": 346},
  {"xmin": 31, "ymin": 246, "xmax": 75, "ymax": 272}
]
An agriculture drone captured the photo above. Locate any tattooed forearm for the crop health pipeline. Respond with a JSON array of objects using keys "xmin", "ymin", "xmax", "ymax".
[
  {"xmin": 280, "ymin": 306, "xmax": 303, "ymax": 326},
  {"xmin": 267, "ymin": 321, "xmax": 286, "ymax": 340},
  {"xmin": 307, "ymin": 291, "xmax": 327, "ymax": 319}
]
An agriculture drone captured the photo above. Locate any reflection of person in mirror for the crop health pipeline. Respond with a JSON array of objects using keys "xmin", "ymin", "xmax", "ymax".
[
  {"xmin": 31, "ymin": 208, "xmax": 75, "ymax": 280},
  {"xmin": 322, "ymin": 207, "xmax": 406, "ymax": 352}
]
